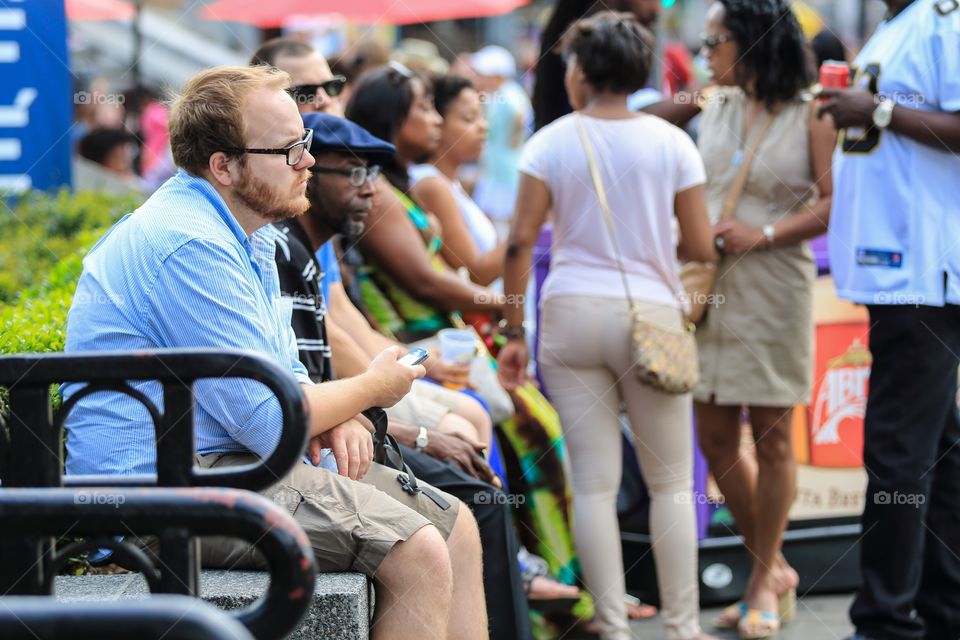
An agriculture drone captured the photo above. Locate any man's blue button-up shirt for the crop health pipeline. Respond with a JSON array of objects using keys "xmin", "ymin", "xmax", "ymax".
[{"xmin": 62, "ymin": 170, "xmax": 312, "ymax": 476}]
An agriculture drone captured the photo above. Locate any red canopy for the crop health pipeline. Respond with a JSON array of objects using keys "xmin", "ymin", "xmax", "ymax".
[
  {"xmin": 202, "ymin": 0, "xmax": 530, "ymax": 27},
  {"xmin": 65, "ymin": 0, "xmax": 135, "ymax": 21}
]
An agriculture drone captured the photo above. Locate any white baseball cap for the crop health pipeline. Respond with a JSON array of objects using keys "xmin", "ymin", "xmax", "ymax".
[{"xmin": 470, "ymin": 45, "xmax": 516, "ymax": 78}]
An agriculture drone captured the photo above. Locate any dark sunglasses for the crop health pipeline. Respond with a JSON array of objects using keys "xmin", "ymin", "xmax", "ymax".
[
  {"xmin": 223, "ymin": 128, "xmax": 313, "ymax": 166},
  {"xmin": 310, "ymin": 164, "xmax": 381, "ymax": 188},
  {"xmin": 288, "ymin": 76, "xmax": 347, "ymax": 103},
  {"xmin": 700, "ymin": 33, "xmax": 734, "ymax": 50}
]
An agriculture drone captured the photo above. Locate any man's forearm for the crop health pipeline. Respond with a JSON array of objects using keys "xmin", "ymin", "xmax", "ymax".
[
  {"xmin": 302, "ymin": 374, "xmax": 380, "ymax": 438},
  {"xmin": 890, "ymin": 106, "xmax": 960, "ymax": 153}
]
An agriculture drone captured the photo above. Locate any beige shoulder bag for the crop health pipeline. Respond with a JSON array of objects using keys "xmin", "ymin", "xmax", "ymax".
[
  {"xmin": 574, "ymin": 114, "xmax": 697, "ymax": 394},
  {"xmin": 682, "ymin": 108, "xmax": 777, "ymax": 323}
]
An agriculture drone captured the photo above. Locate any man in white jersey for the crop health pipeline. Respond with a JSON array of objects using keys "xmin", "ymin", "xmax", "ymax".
[{"xmin": 819, "ymin": 1, "xmax": 960, "ymax": 639}]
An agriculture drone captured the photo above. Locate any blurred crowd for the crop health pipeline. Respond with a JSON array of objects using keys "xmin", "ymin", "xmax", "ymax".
[{"xmin": 63, "ymin": 1, "xmax": 959, "ymax": 639}]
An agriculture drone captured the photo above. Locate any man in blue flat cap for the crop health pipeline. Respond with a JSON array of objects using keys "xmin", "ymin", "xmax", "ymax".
[{"xmin": 274, "ymin": 111, "xmax": 534, "ymax": 640}]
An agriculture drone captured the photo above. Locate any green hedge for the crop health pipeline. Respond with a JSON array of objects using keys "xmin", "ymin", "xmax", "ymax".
[
  {"xmin": 0, "ymin": 191, "xmax": 142, "ymax": 352},
  {"xmin": 0, "ymin": 189, "xmax": 141, "ymax": 305}
]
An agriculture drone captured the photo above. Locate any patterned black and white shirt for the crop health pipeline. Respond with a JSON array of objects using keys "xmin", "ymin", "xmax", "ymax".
[{"xmin": 273, "ymin": 220, "xmax": 333, "ymax": 383}]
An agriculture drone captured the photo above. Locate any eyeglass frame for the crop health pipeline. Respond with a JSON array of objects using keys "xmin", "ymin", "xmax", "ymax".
[
  {"xmin": 223, "ymin": 128, "xmax": 314, "ymax": 166},
  {"xmin": 700, "ymin": 33, "xmax": 734, "ymax": 50},
  {"xmin": 288, "ymin": 76, "xmax": 347, "ymax": 103},
  {"xmin": 309, "ymin": 164, "xmax": 381, "ymax": 188}
]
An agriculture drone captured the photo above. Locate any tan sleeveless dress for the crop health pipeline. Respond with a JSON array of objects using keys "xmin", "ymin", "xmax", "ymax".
[{"xmin": 694, "ymin": 88, "xmax": 817, "ymax": 407}]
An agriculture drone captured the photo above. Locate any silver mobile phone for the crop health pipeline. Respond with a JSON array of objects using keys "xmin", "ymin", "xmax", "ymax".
[{"xmin": 397, "ymin": 347, "xmax": 429, "ymax": 367}]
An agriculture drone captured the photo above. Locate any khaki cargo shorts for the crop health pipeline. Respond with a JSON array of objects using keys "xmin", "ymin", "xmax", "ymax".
[{"xmin": 196, "ymin": 452, "xmax": 460, "ymax": 576}]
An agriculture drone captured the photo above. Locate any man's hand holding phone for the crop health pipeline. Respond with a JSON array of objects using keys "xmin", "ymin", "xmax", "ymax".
[{"xmin": 366, "ymin": 346, "xmax": 426, "ymax": 408}]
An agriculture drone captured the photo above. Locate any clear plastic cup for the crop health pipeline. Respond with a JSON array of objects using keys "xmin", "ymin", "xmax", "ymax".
[{"xmin": 437, "ymin": 328, "xmax": 477, "ymax": 389}]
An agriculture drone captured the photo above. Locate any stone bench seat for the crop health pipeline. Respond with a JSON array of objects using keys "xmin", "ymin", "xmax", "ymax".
[{"xmin": 56, "ymin": 570, "xmax": 374, "ymax": 639}]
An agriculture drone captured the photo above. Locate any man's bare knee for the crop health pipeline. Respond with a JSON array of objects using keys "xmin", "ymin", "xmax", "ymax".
[
  {"xmin": 377, "ymin": 525, "xmax": 452, "ymax": 589},
  {"xmin": 450, "ymin": 504, "xmax": 480, "ymax": 545}
]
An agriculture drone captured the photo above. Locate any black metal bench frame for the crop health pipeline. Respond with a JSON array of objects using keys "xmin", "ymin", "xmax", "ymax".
[{"xmin": 0, "ymin": 349, "xmax": 315, "ymax": 640}]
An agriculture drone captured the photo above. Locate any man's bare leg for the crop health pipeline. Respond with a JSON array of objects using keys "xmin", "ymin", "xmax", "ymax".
[
  {"xmin": 445, "ymin": 507, "xmax": 489, "ymax": 640},
  {"xmin": 373, "ymin": 525, "xmax": 453, "ymax": 640}
]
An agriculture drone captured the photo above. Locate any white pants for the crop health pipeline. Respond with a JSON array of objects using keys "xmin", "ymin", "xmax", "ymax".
[{"xmin": 539, "ymin": 295, "xmax": 701, "ymax": 640}]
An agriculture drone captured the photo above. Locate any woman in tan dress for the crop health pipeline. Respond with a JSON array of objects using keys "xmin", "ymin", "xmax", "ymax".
[{"xmin": 694, "ymin": 1, "xmax": 836, "ymax": 638}]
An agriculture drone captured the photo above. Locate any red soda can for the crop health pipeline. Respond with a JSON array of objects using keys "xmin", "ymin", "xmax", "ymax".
[{"xmin": 819, "ymin": 60, "xmax": 850, "ymax": 100}]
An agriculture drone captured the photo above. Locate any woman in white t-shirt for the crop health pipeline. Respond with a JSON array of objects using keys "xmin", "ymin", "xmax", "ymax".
[{"xmin": 497, "ymin": 11, "xmax": 717, "ymax": 640}]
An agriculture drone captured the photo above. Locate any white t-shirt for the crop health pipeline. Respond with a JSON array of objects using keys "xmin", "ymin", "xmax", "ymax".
[
  {"xmin": 829, "ymin": 0, "xmax": 960, "ymax": 306},
  {"xmin": 409, "ymin": 164, "xmax": 500, "ymax": 252},
  {"xmin": 519, "ymin": 112, "xmax": 705, "ymax": 308}
]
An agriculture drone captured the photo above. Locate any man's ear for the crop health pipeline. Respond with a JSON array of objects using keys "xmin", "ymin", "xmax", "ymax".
[{"xmin": 208, "ymin": 151, "xmax": 236, "ymax": 187}]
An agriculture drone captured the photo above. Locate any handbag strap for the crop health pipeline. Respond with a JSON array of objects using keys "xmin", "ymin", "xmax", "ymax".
[
  {"xmin": 718, "ymin": 107, "xmax": 778, "ymax": 222},
  {"xmin": 574, "ymin": 114, "xmax": 640, "ymax": 309}
]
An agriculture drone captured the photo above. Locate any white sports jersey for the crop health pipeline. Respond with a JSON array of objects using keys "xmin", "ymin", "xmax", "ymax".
[{"xmin": 829, "ymin": 0, "xmax": 960, "ymax": 306}]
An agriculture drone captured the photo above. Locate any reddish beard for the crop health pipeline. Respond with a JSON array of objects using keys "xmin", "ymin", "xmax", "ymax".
[{"xmin": 235, "ymin": 166, "xmax": 310, "ymax": 222}]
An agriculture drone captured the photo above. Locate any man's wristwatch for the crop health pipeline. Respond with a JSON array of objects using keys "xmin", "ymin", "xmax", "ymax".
[
  {"xmin": 415, "ymin": 426, "xmax": 429, "ymax": 452},
  {"xmin": 873, "ymin": 97, "xmax": 895, "ymax": 129},
  {"xmin": 762, "ymin": 224, "xmax": 776, "ymax": 248}
]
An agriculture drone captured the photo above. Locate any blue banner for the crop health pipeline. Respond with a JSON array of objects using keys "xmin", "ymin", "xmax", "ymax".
[{"xmin": 0, "ymin": 0, "xmax": 72, "ymax": 192}]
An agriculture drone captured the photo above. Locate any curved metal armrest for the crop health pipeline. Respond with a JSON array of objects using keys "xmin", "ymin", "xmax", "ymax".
[
  {"xmin": 0, "ymin": 595, "xmax": 255, "ymax": 640},
  {"xmin": 0, "ymin": 349, "xmax": 310, "ymax": 491},
  {"xmin": 0, "ymin": 487, "xmax": 316, "ymax": 640}
]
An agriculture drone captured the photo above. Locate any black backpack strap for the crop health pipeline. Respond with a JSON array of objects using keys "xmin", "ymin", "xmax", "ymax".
[{"xmin": 361, "ymin": 407, "xmax": 450, "ymax": 510}]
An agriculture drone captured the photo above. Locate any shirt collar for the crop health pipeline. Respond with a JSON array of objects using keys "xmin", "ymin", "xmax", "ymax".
[
  {"xmin": 175, "ymin": 169, "xmax": 251, "ymax": 249},
  {"xmin": 174, "ymin": 169, "xmax": 282, "ymax": 279}
]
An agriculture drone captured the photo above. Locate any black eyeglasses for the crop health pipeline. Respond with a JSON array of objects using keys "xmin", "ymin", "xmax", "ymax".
[
  {"xmin": 310, "ymin": 164, "xmax": 381, "ymax": 187},
  {"xmin": 700, "ymin": 33, "xmax": 734, "ymax": 50},
  {"xmin": 288, "ymin": 76, "xmax": 347, "ymax": 104},
  {"xmin": 224, "ymin": 128, "xmax": 313, "ymax": 166}
]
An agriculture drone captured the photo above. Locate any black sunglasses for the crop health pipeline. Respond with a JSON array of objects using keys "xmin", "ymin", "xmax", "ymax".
[
  {"xmin": 223, "ymin": 128, "xmax": 313, "ymax": 166},
  {"xmin": 700, "ymin": 33, "xmax": 734, "ymax": 50},
  {"xmin": 288, "ymin": 76, "xmax": 347, "ymax": 104}
]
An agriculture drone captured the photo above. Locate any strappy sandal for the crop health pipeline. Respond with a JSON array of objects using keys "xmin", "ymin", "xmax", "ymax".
[
  {"xmin": 519, "ymin": 548, "xmax": 581, "ymax": 613},
  {"xmin": 624, "ymin": 593, "xmax": 657, "ymax": 620},
  {"xmin": 738, "ymin": 609, "xmax": 781, "ymax": 639},
  {"xmin": 713, "ymin": 601, "xmax": 747, "ymax": 630}
]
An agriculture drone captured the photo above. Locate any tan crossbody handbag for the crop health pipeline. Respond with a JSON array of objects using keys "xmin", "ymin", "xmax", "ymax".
[
  {"xmin": 681, "ymin": 109, "xmax": 777, "ymax": 323},
  {"xmin": 575, "ymin": 114, "xmax": 698, "ymax": 394}
]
